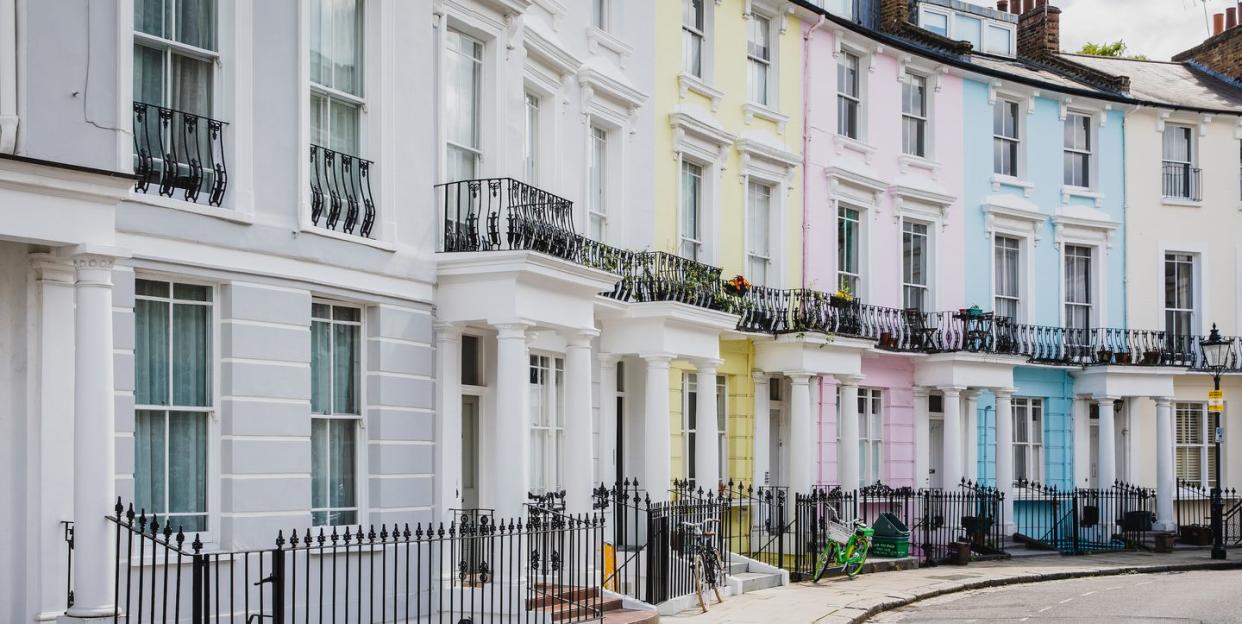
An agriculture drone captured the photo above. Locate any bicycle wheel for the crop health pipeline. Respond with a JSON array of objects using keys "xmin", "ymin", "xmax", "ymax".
[
  {"xmin": 694, "ymin": 556, "xmax": 709, "ymax": 612},
  {"xmin": 812, "ymin": 543, "xmax": 836, "ymax": 583},
  {"xmin": 841, "ymin": 538, "xmax": 869, "ymax": 579}
]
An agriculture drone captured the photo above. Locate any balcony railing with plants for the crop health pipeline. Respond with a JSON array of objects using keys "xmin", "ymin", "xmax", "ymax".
[
  {"xmin": 434, "ymin": 178, "xmax": 1241, "ymax": 372},
  {"xmin": 1162, "ymin": 162, "xmax": 1201, "ymax": 201},
  {"xmin": 310, "ymin": 145, "xmax": 376, "ymax": 238},
  {"xmin": 132, "ymin": 102, "xmax": 228, "ymax": 206}
]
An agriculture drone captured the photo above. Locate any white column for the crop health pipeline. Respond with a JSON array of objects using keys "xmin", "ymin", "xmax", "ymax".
[
  {"xmin": 837, "ymin": 375, "xmax": 862, "ymax": 492},
  {"xmin": 994, "ymin": 388, "xmax": 1016, "ymax": 533},
  {"xmin": 1097, "ymin": 397, "xmax": 1118, "ymax": 488},
  {"xmin": 941, "ymin": 386, "xmax": 965, "ymax": 489},
  {"xmin": 913, "ymin": 387, "xmax": 931, "ymax": 489},
  {"xmin": 1154, "ymin": 396, "xmax": 1176, "ymax": 531},
  {"xmin": 493, "ymin": 322, "xmax": 531, "ymax": 517},
  {"xmin": 65, "ymin": 253, "xmax": 118, "ymax": 618},
  {"xmin": 693, "ymin": 359, "xmax": 723, "ymax": 491},
  {"xmin": 964, "ymin": 390, "xmax": 980, "ymax": 481},
  {"xmin": 598, "ymin": 354, "xmax": 619, "ymax": 487},
  {"xmin": 31, "ymin": 255, "xmax": 76, "ymax": 619},
  {"xmin": 434, "ymin": 323, "xmax": 463, "ymax": 520},
  {"xmin": 642, "ymin": 354, "xmax": 674, "ymax": 501},
  {"xmin": 752, "ymin": 373, "xmax": 771, "ymax": 487},
  {"xmin": 1073, "ymin": 396, "xmax": 1091, "ymax": 487},
  {"xmin": 563, "ymin": 330, "xmax": 598, "ymax": 513},
  {"xmin": 789, "ymin": 373, "xmax": 816, "ymax": 495}
]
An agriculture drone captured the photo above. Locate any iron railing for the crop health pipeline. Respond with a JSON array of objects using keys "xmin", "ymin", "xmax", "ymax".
[
  {"xmin": 1011, "ymin": 480, "xmax": 1156, "ymax": 554},
  {"xmin": 310, "ymin": 145, "xmax": 376, "ymax": 238},
  {"xmin": 132, "ymin": 102, "xmax": 228, "ymax": 206},
  {"xmin": 1162, "ymin": 162, "xmax": 1201, "ymax": 201},
  {"xmin": 107, "ymin": 499, "xmax": 603, "ymax": 623},
  {"xmin": 1174, "ymin": 478, "xmax": 1242, "ymax": 546}
]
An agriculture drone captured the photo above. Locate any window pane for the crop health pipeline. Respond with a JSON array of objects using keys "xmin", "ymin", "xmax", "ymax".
[
  {"xmin": 171, "ymin": 53, "xmax": 213, "ymax": 117},
  {"xmin": 175, "ymin": 0, "xmax": 215, "ymax": 50},
  {"xmin": 329, "ymin": 99, "xmax": 361, "ymax": 154},
  {"xmin": 135, "ymin": 410, "xmax": 168, "ymax": 515},
  {"xmin": 167, "ymin": 411, "xmax": 207, "ymax": 517},
  {"xmin": 135, "ymin": 0, "xmax": 168, "ymax": 38},
  {"xmin": 311, "ymin": 320, "xmax": 332, "ymax": 413},
  {"xmin": 986, "ymin": 25, "xmax": 1013, "ymax": 55},
  {"xmin": 593, "ymin": 0, "xmax": 608, "ymax": 29},
  {"xmin": 524, "ymin": 93, "xmax": 540, "ymax": 182},
  {"xmin": 956, "ymin": 14, "xmax": 982, "ymax": 49},
  {"xmin": 333, "ymin": 322, "xmax": 360, "ymax": 414},
  {"xmin": 134, "ymin": 44, "xmax": 166, "ymax": 107},
  {"xmin": 446, "ymin": 31, "xmax": 482, "ymax": 154},
  {"xmin": 749, "ymin": 182, "xmax": 771, "ymax": 256},
  {"xmin": 329, "ymin": 419, "xmax": 357, "ymax": 509},
  {"xmin": 136, "ymin": 298, "xmax": 170, "ymax": 406},
  {"xmin": 923, "ymin": 11, "xmax": 948, "ymax": 36},
  {"xmin": 172, "ymin": 302, "xmax": 210, "ymax": 407}
]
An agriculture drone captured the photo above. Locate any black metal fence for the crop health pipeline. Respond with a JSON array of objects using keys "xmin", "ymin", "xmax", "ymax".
[
  {"xmin": 1174, "ymin": 478, "xmax": 1242, "ymax": 546},
  {"xmin": 1012, "ymin": 480, "xmax": 1156, "ymax": 554},
  {"xmin": 1162, "ymin": 161, "xmax": 1201, "ymax": 202},
  {"xmin": 310, "ymin": 145, "xmax": 376, "ymax": 238},
  {"xmin": 108, "ymin": 499, "xmax": 602, "ymax": 623},
  {"xmin": 912, "ymin": 482, "xmax": 1006, "ymax": 564},
  {"xmin": 133, "ymin": 102, "xmax": 228, "ymax": 206}
]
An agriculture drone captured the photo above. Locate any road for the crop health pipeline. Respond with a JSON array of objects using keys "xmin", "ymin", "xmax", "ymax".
[{"xmin": 869, "ymin": 569, "xmax": 1242, "ymax": 623}]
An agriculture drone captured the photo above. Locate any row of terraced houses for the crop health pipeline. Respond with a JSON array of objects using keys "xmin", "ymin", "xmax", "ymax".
[{"xmin": 6, "ymin": 0, "xmax": 1242, "ymax": 622}]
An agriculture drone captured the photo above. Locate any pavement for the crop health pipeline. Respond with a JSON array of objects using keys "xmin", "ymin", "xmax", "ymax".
[
  {"xmin": 870, "ymin": 569, "xmax": 1242, "ymax": 623},
  {"xmin": 666, "ymin": 550, "xmax": 1242, "ymax": 624}
]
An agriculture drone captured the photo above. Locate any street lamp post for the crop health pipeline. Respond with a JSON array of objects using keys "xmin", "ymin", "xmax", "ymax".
[{"xmin": 1200, "ymin": 324, "xmax": 1231, "ymax": 561}]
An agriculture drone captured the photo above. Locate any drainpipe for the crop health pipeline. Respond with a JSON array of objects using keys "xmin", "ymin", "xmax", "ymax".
[
  {"xmin": 0, "ymin": 0, "xmax": 18, "ymax": 153},
  {"xmin": 802, "ymin": 14, "xmax": 826, "ymax": 291}
]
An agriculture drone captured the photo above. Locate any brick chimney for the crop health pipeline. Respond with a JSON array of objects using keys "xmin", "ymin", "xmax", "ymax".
[
  {"xmin": 1017, "ymin": 1, "xmax": 1061, "ymax": 58},
  {"xmin": 878, "ymin": 0, "xmax": 911, "ymax": 34},
  {"xmin": 1173, "ymin": 7, "xmax": 1242, "ymax": 81}
]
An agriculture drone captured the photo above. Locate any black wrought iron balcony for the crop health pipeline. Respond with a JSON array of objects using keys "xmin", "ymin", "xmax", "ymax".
[
  {"xmin": 1162, "ymin": 162, "xmax": 1201, "ymax": 201},
  {"xmin": 310, "ymin": 145, "xmax": 376, "ymax": 238},
  {"xmin": 132, "ymin": 102, "xmax": 228, "ymax": 206}
]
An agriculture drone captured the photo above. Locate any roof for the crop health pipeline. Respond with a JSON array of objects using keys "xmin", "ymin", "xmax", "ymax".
[
  {"xmin": 1060, "ymin": 53, "xmax": 1242, "ymax": 111},
  {"xmin": 969, "ymin": 53, "xmax": 1119, "ymax": 93}
]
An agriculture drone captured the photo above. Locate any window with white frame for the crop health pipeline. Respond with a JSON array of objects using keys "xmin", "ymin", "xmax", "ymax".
[
  {"xmin": 589, "ymin": 126, "xmax": 608, "ymax": 240},
  {"xmin": 311, "ymin": 303, "xmax": 361, "ymax": 526},
  {"xmin": 683, "ymin": 373, "xmax": 728, "ymax": 488},
  {"xmin": 1063, "ymin": 112, "xmax": 1092, "ymax": 188},
  {"xmin": 985, "ymin": 24, "xmax": 1013, "ymax": 55},
  {"xmin": 134, "ymin": 0, "xmax": 216, "ymax": 116},
  {"xmin": 310, "ymin": 0, "xmax": 364, "ymax": 156},
  {"xmin": 1013, "ymin": 398, "xmax": 1043, "ymax": 483},
  {"xmin": 529, "ymin": 355, "xmax": 565, "ymax": 494},
  {"xmin": 994, "ymin": 235, "xmax": 1021, "ymax": 321},
  {"xmin": 921, "ymin": 10, "xmax": 948, "ymax": 36},
  {"xmin": 747, "ymin": 181, "xmax": 773, "ymax": 287},
  {"xmin": 1064, "ymin": 245, "xmax": 1093, "ymax": 331},
  {"xmin": 747, "ymin": 14, "xmax": 772, "ymax": 106},
  {"xmin": 680, "ymin": 160, "xmax": 703, "ymax": 260},
  {"xmin": 134, "ymin": 279, "xmax": 212, "ymax": 532},
  {"xmin": 902, "ymin": 220, "xmax": 930, "ymax": 312},
  {"xmin": 858, "ymin": 388, "xmax": 883, "ymax": 485},
  {"xmin": 902, "ymin": 73, "xmax": 928, "ymax": 157},
  {"xmin": 717, "ymin": 375, "xmax": 727, "ymax": 482},
  {"xmin": 838, "ymin": 205, "xmax": 861, "ymax": 296},
  {"xmin": 1176, "ymin": 402, "xmax": 1220, "ymax": 487},
  {"xmin": 817, "ymin": 0, "xmax": 854, "ymax": 20},
  {"xmin": 918, "ymin": 7, "xmax": 1014, "ymax": 56},
  {"xmin": 837, "ymin": 52, "xmax": 861, "ymax": 139},
  {"xmin": 592, "ymin": 0, "xmax": 610, "ymax": 31},
  {"xmin": 1164, "ymin": 253, "xmax": 1195, "ymax": 337},
  {"xmin": 523, "ymin": 92, "xmax": 540, "ymax": 183},
  {"xmin": 445, "ymin": 30, "xmax": 483, "ymax": 182},
  {"xmin": 683, "ymin": 0, "xmax": 706, "ymax": 78},
  {"xmin": 955, "ymin": 13, "xmax": 983, "ymax": 49},
  {"xmin": 993, "ymin": 100, "xmax": 1020, "ymax": 177},
  {"xmin": 1162, "ymin": 125, "xmax": 1196, "ymax": 200}
]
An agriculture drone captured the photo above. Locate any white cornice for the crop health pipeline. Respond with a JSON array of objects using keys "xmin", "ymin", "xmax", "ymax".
[
  {"xmin": 522, "ymin": 18, "xmax": 581, "ymax": 78},
  {"xmin": 677, "ymin": 72, "xmax": 725, "ymax": 112},
  {"xmin": 579, "ymin": 64, "xmax": 648, "ymax": 114}
]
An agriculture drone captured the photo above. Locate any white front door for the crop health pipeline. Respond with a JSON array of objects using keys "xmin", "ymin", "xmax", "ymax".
[
  {"xmin": 769, "ymin": 405, "xmax": 784, "ymax": 487},
  {"xmin": 929, "ymin": 419, "xmax": 944, "ymax": 489},
  {"xmin": 1089, "ymin": 420, "xmax": 1099, "ymax": 489},
  {"xmin": 462, "ymin": 395, "xmax": 480, "ymax": 509}
]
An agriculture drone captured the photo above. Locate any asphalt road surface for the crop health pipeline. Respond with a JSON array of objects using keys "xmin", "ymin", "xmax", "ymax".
[{"xmin": 869, "ymin": 569, "xmax": 1242, "ymax": 623}]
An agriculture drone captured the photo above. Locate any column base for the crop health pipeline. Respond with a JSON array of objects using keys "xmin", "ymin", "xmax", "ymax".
[
  {"xmin": 1153, "ymin": 521, "xmax": 1178, "ymax": 533},
  {"xmin": 60, "ymin": 606, "xmax": 117, "ymax": 622}
]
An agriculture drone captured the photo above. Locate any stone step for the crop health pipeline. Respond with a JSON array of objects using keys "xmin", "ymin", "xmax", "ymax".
[
  {"xmin": 731, "ymin": 571, "xmax": 783, "ymax": 593},
  {"xmin": 602, "ymin": 608, "xmax": 661, "ymax": 624}
]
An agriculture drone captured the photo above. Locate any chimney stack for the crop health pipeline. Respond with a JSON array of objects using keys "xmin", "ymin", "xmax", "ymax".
[
  {"xmin": 996, "ymin": 0, "xmax": 1008, "ymax": 12},
  {"xmin": 878, "ymin": 0, "xmax": 910, "ymax": 33},
  {"xmin": 1214, "ymin": 12, "xmax": 1225, "ymax": 36},
  {"xmin": 1228, "ymin": 7, "xmax": 1237, "ymax": 30},
  {"xmin": 1174, "ymin": 8, "xmax": 1242, "ymax": 81},
  {"xmin": 1017, "ymin": 2, "xmax": 1061, "ymax": 57}
]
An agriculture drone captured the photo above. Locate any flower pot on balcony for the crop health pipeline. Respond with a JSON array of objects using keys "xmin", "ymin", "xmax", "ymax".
[
  {"xmin": 880, "ymin": 331, "xmax": 897, "ymax": 349},
  {"xmin": 1097, "ymin": 350, "xmax": 1114, "ymax": 364},
  {"xmin": 1115, "ymin": 352, "xmax": 1133, "ymax": 365},
  {"xmin": 1142, "ymin": 350, "xmax": 1162, "ymax": 366},
  {"xmin": 830, "ymin": 295, "xmax": 853, "ymax": 308}
]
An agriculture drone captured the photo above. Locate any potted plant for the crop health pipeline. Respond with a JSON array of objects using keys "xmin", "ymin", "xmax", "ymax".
[
  {"xmin": 1115, "ymin": 351, "xmax": 1133, "ymax": 365},
  {"xmin": 723, "ymin": 274, "xmax": 752, "ymax": 296},
  {"xmin": 829, "ymin": 288, "xmax": 854, "ymax": 308},
  {"xmin": 1142, "ymin": 350, "xmax": 1162, "ymax": 365},
  {"xmin": 966, "ymin": 304, "xmax": 984, "ymax": 318},
  {"xmin": 880, "ymin": 331, "xmax": 897, "ymax": 348},
  {"xmin": 1096, "ymin": 350, "xmax": 1114, "ymax": 364}
]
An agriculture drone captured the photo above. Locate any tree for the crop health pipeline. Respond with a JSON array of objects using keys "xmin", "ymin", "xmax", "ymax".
[{"xmin": 1077, "ymin": 40, "xmax": 1149, "ymax": 60}]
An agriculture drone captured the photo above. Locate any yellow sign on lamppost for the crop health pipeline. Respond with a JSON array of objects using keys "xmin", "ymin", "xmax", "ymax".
[{"xmin": 1209, "ymin": 389, "xmax": 1224, "ymax": 413}]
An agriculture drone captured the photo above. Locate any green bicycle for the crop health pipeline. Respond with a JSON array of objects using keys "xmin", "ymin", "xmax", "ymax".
[{"xmin": 812, "ymin": 518, "xmax": 874, "ymax": 582}]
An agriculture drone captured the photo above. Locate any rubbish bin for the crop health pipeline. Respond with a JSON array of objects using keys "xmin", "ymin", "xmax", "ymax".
[{"xmin": 870, "ymin": 512, "xmax": 911, "ymax": 558}]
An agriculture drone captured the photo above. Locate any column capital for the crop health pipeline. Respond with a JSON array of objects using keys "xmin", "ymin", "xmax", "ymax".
[
  {"xmin": 1153, "ymin": 396, "xmax": 1175, "ymax": 407},
  {"xmin": 433, "ymin": 322, "xmax": 464, "ymax": 342},
  {"xmin": 752, "ymin": 371, "xmax": 771, "ymax": 384},
  {"xmin": 640, "ymin": 352, "xmax": 675, "ymax": 366},
  {"xmin": 1095, "ymin": 395, "xmax": 1121, "ymax": 405},
  {"xmin": 598, "ymin": 352, "xmax": 621, "ymax": 367},
  {"xmin": 29, "ymin": 253, "xmax": 76, "ymax": 284},
  {"xmin": 992, "ymin": 387, "xmax": 1017, "ymax": 399},
  {"xmin": 693, "ymin": 358, "xmax": 724, "ymax": 372},
  {"xmin": 835, "ymin": 374, "xmax": 865, "ymax": 387},
  {"xmin": 912, "ymin": 386, "xmax": 932, "ymax": 398},
  {"xmin": 939, "ymin": 385, "xmax": 966, "ymax": 397},
  {"xmin": 494, "ymin": 321, "xmax": 533, "ymax": 340},
  {"xmin": 962, "ymin": 388, "xmax": 982, "ymax": 400},
  {"xmin": 562, "ymin": 328, "xmax": 599, "ymax": 348},
  {"xmin": 787, "ymin": 371, "xmax": 815, "ymax": 384}
]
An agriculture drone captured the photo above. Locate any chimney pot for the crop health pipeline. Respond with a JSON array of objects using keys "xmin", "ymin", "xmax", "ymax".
[
  {"xmin": 997, "ymin": 0, "xmax": 1008, "ymax": 11},
  {"xmin": 1012, "ymin": 2, "xmax": 1021, "ymax": 14},
  {"xmin": 1228, "ymin": 7, "xmax": 1237, "ymax": 29},
  {"xmin": 1215, "ymin": 13, "xmax": 1226, "ymax": 36}
]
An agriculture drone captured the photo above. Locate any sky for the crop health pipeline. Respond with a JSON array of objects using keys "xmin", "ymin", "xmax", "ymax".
[{"xmin": 963, "ymin": 0, "xmax": 1238, "ymax": 61}]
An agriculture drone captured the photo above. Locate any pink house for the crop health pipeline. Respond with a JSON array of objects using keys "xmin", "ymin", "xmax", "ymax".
[{"xmin": 801, "ymin": 19, "xmax": 965, "ymax": 490}]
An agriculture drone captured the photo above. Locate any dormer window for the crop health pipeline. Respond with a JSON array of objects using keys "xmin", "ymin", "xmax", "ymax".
[{"xmin": 918, "ymin": 4, "xmax": 1015, "ymax": 57}]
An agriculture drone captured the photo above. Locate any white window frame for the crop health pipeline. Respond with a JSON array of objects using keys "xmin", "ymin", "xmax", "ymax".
[
  {"xmin": 838, "ymin": 203, "xmax": 863, "ymax": 297},
  {"xmin": 443, "ymin": 27, "xmax": 485, "ymax": 182},
  {"xmin": 717, "ymin": 375, "xmax": 728, "ymax": 483},
  {"xmin": 746, "ymin": 180, "xmax": 775, "ymax": 287},
  {"xmin": 1063, "ymin": 111, "xmax": 1093, "ymax": 190},
  {"xmin": 529, "ymin": 353, "xmax": 565, "ymax": 495},
  {"xmin": 1013, "ymin": 397, "xmax": 1043, "ymax": 484},
  {"xmin": 818, "ymin": 0, "xmax": 855, "ymax": 20},
  {"xmin": 523, "ymin": 91, "xmax": 541, "ymax": 184},
  {"xmin": 133, "ymin": 1, "xmax": 221, "ymax": 114},
  {"xmin": 918, "ymin": 5, "xmax": 1015, "ymax": 56},
  {"xmin": 682, "ymin": 0, "xmax": 710, "ymax": 80},
  {"xmin": 984, "ymin": 205, "xmax": 1042, "ymax": 323},
  {"xmin": 1176, "ymin": 402, "xmax": 1221, "ymax": 488},
  {"xmin": 994, "ymin": 234, "xmax": 1022, "ymax": 321},
  {"xmin": 836, "ymin": 51, "xmax": 862, "ymax": 140},
  {"xmin": 746, "ymin": 10, "xmax": 777, "ymax": 108},
  {"xmin": 1063, "ymin": 244, "xmax": 1095, "ymax": 331},
  {"xmin": 310, "ymin": 301, "xmax": 365, "ymax": 527},
  {"xmin": 901, "ymin": 72, "xmax": 929, "ymax": 158},
  {"xmin": 592, "ymin": 0, "xmax": 611, "ymax": 32},
  {"xmin": 680, "ymin": 159, "xmax": 704, "ymax": 261},
  {"xmin": 859, "ymin": 388, "xmax": 883, "ymax": 485},
  {"xmin": 682, "ymin": 372, "xmax": 699, "ymax": 487},
  {"xmin": 1164, "ymin": 252, "xmax": 1197, "ymax": 337},
  {"xmin": 588, "ymin": 124, "xmax": 609, "ymax": 241},
  {"xmin": 1162, "ymin": 123, "xmax": 1197, "ymax": 201},
  {"xmin": 132, "ymin": 276, "xmax": 219, "ymax": 539},
  {"xmin": 902, "ymin": 219, "xmax": 932, "ymax": 312},
  {"xmin": 993, "ymin": 99, "xmax": 1022, "ymax": 178}
]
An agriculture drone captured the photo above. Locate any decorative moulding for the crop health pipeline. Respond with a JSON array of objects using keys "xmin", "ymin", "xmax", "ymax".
[
  {"xmin": 741, "ymin": 102, "xmax": 789, "ymax": 134},
  {"xmin": 677, "ymin": 72, "xmax": 724, "ymax": 112}
]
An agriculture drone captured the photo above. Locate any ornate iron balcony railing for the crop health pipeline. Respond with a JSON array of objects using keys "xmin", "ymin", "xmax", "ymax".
[
  {"xmin": 132, "ymin": 102, "xmax": 228, "ymax": 206},
  {"xmin": 1162, "ymin": 161, "xmax": 1201, "ymax": 201},
  {"xmin": 310, "ymin": 145, "xmax": 376, "ymax": 238}
]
